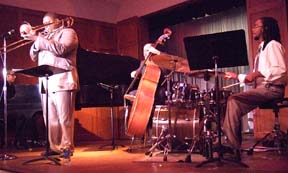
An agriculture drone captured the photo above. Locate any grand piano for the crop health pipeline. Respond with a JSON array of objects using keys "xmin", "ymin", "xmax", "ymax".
[
  {"xmin": 5, "ymin": 46, "xmax": 140, "ymax": 143},
  {"xmin": 75, "ymin": 46, "xmax": 140, "ymax": 109},
  {"xmin": 9, "ymin": 46, "xmax": 140, "ymax": 113}
]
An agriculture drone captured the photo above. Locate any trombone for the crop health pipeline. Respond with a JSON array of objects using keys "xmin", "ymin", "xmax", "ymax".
[{"xmin": 0, "ymin": 17, "xmax": 74, "ymax": 54}]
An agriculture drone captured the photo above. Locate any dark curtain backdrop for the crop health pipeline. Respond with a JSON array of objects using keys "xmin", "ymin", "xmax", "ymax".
[{"xmin": 150, "ymin": 6, "xmax": 251, "ymax": 94}]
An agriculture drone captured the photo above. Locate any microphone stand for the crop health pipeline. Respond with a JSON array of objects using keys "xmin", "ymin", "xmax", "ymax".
[
  {"xmin": 0, "ymin": 34, "xmax": 17, "ymax": 161},
  {"xmin": 196, "ymin": 56, "xmax": 248, "ymax": 168},
  {"xmin": 98, "ymin": 83, "xmax": 124, "ymax": 150}
]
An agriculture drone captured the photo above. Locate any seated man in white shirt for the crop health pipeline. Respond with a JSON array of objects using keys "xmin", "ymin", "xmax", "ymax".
[{"xmin": 223, "ymin": 17, "xmax": 287, "ymax": 161}]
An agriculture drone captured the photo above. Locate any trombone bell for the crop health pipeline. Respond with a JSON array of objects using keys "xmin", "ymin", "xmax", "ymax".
[{"xmin": 19, "ymin": 23, "xmax": 33, "ymax": 37}]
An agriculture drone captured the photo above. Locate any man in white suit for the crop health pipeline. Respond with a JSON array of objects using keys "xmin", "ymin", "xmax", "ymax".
[{"xmin": 24, "ymin": 12, "xmax": 79, "ymax": 156}]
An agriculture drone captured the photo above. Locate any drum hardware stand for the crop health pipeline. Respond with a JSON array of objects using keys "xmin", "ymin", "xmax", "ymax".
[
  {"xmin": 98, "ymin": 82, "xmax": 124, "ymax": 150},
  {"xmin": 203, "ymin": 70, "xmax": 211, "ymax": 91},
  {"xmin": 0, "ymin": 30, "xmax": 17, "ymax": 161},
  {"xmin": 145, "ymin": 126, "xmax": 171, "ymax": 161},
  {"xmin": 184, "ymin": 71, "xmax": 220, "ymax": 163},
  {"xmin": 145, "ymin": 70, "xmax": 175, "ymax": 161},
  {"xmin": 184, "ymin": 105, "xmax": 217, "ymax": 162},
  {"xmin": 196, "ymin": 56, "xmax": 248, "ymax": 168}
]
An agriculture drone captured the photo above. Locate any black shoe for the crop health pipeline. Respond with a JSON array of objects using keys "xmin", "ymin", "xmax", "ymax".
[
  {"xmin": 41, "ymin": 150, "xmax": 60, "ymax": 156},
  {"xmin": 15, "ymin": 143, "xmax": 28, "ymax": 150},
  {"xmin": 213, "ymin": 143, "xmax": 234, "ymax": 154},
  {"xmin": 224, "ymin": 148, "xmax": 241, "ymax": 161},
  {"xmin": 214, "ymin": 143, "xmax": 242, "ymax": 161},
  {"xmin": 234, "ymin": 149, "xmax": 241, "ymax": 161},
  {"xmin": 222, "ymin": 144, "xmax": 235, "ymax": 154},
  {"xmin": 14, "ymin": 140, "xmax": 28, "ymax": 150}
]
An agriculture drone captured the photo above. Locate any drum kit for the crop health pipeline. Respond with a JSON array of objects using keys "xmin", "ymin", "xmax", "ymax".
[{"xmin": 147, "ymin": 54, "xmax": 232, "ymax": 161}]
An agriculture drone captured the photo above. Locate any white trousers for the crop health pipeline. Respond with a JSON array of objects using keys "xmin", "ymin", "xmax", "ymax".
[{"xmin": 42, "ymin": 91, "xmax": 76, "ymax": 152}]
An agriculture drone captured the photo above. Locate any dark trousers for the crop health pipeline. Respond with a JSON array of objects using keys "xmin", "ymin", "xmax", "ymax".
[{"xmin": 223, "ymin": 84, "xmax": 284, "ymax": 149}]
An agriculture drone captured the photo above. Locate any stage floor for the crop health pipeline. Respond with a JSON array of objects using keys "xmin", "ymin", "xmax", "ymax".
[{"xmin": 0, "ymin": 134, "xmax": 288, "ymax": 173}]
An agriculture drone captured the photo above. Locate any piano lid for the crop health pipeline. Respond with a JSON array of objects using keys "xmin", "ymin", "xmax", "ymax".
[
  {"xmin": 76, "ymin": 46, "xmax": 140, "ymax": 109},
  {"xmin": 77, "ymin": 46, "xmax": 140, "ymax": 85}
]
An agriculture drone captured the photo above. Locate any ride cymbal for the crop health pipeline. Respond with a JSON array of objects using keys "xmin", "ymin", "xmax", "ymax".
[
  {"xmin": 150, "ymin": 54, "xmax": 190, "ymax": 72},
  {"xmin": 187, "ymin": 69, "xmax": 225, "ymax": 78}
]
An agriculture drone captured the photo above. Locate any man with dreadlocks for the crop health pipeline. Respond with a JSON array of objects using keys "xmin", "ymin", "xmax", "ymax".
[{"xmin": 223, "ymin": 17, "xmax": 287, "ymax": 161}]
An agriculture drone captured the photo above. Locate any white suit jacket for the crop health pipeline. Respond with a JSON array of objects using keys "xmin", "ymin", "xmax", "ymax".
[{"xmin": 30, "ymin": 27, "xmax": 79, "ymax": 92}]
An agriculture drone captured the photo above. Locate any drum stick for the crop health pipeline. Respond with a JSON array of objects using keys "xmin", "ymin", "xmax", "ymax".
[{"xmin": 222, "ymin": 82, "xmax": 240, "ymax": 89}]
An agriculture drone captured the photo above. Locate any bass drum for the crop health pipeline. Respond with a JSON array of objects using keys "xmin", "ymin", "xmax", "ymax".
[{"xmin": 151, "ymin": 106, "xmax": 203, "ymax": 141}]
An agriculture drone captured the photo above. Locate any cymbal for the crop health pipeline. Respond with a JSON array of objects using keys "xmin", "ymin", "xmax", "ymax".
[
  {"xmin": 150, "ymin": 55, "xmax": 190, "ymax": 72},
  {"xmin": 187, "ymin": 69, "xmax": 225, "ymax": 78}
]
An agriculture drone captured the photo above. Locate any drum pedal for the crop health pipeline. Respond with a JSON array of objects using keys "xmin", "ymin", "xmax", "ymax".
[{"xmin": 145, "ymin": 126, "xmax": 171, "ymax": 161}]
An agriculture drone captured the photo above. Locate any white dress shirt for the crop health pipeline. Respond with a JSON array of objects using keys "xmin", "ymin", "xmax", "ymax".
[
  {"xmin": 238, "ymin": 40, "xmax": 287, "ymax": 85},
  {"xmin": 143, "ymin": 43, "xmax": 161, "ymax": 58}
]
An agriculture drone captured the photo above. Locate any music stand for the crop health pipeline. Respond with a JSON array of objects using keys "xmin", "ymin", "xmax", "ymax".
[
  {"xmin": 183, "ymin": 30, "xmax": 248, "ymax": 167},
  {"xmin": 98, "ymin": 82, "xmax": 124, "ymax": 150},
  {"xmin": 16, "ymin": 65, "xmax": 70, "ymax": 165}
]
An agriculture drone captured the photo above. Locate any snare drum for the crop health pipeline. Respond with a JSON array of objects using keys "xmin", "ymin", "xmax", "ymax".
[
  {"xmin": 199, "ymin": 88, "xmax": 232, "ymax": 117},
  {"xmin": 208, "ymin": 88, "xmax": 232, "ymax": 104}
]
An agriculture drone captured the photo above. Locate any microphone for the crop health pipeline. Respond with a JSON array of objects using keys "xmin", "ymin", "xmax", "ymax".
[{"xmin": 0, "ymin": 29, "xmax": 15, "ymax": 38}]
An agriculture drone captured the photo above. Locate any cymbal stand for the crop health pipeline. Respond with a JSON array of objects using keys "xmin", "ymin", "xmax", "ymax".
[
  {"xmin": 196, "ymin": 56, "xmax": 248, "ymax": 168},
  {"xmin": 0, "ymin": 34, "xmax": 17, "ymax": 161},
  {"xmin": 145, "ymin": 70, "xmax": 174, "ymax": 161},
  {"xmin": 166, "ymin": 71, "xmax": 174, "ymax": 131},
  {"xmin": 184, "ymin": 110, "xmax": 217, "ymax": 163},
  {"xmin": 184, "ymin": 70, "xmax": 215, "ymax": 162},
  {"xmin": 98, "ymin": 83, "xmax": 124, "ymax": 150}
]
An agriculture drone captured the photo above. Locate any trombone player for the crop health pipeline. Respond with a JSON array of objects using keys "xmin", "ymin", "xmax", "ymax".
[{"xmin": 22, "ymin": 12, "xmax": 79, "ymax": 157}]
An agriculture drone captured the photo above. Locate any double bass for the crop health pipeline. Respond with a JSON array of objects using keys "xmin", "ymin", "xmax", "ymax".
[{"xmin": 125, "ymin": 28, "xmax": 172, "ymax": 137}]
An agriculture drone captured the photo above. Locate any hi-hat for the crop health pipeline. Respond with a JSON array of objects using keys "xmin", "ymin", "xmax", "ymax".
[
  {"xmin": 150, "ymin": 54, "xmax": 190, "ymax": 72},
  {"xmin": 187, "ymin": 69, "xmax": 225, "ymax": 78}
]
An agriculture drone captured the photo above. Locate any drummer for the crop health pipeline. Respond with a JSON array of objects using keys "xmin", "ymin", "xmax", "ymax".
[{"xmin": 223, "ymin": 17, "xmax": 286, "ymax": 161}]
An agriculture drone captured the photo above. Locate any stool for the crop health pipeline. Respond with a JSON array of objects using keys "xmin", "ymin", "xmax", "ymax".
[{"xmin": 244, "ymin": 98, "xmax": 288, "ymax": 155}]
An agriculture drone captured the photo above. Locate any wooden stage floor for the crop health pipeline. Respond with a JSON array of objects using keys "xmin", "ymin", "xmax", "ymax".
[{"xmin": 0, "ymin": 134, "xmax": 288, "ymax": 173}]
